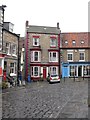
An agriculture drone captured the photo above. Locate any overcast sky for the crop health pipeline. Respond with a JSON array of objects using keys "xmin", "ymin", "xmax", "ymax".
[{"xmin": 0, "ymin": 0, "xmax": 89, "ymax": 36}]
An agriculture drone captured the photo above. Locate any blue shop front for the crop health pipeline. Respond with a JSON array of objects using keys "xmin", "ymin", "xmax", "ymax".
[{"xmin": 62, "ymin": 62, "xmax": 90, "ymax": 78}]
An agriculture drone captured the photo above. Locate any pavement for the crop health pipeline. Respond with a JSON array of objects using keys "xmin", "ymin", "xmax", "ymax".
[{"xmin": 1, "ymin": 78, "xmax": 88, "ymax": 118}]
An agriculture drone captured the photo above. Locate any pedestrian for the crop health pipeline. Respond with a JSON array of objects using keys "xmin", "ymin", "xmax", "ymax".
[{"xmin": 19, "ymin": 71, "xmax": 22, "ymax": 86}]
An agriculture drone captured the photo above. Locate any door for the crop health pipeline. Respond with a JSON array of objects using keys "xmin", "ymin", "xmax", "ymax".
[
  {"xmin": 43, "ymin": 67, "xmax": 46, "ymax": 79},
  {"xmin": 62, "ymin": 66, "xmax": 68, "ymax": 78},
  {"xmin": 78, "ymin": 66, "xmax": 82, "ymax": 76}
]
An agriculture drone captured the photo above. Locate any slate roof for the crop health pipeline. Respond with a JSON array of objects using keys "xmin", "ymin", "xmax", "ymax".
[{"xmin": 27, "ymin": 25, "xmax": 60, "ymax": 34}]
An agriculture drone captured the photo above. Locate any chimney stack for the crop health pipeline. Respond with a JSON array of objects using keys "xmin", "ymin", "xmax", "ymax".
[
  {"xmin": 26, "ymin": 20, "xmax": 29, "ymax": 27},
  {"xmin": 57, "ymin": 22, "xmax": 59, "ymax": 29}
]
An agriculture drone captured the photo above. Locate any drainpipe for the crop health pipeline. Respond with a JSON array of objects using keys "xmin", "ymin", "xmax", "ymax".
[
  {"xmin": 58, "ymin": 33, "xmax": 60, "ymax": 78},
  {"xmin": 17, "ymin": 34, "xmax": 20, "ymax": 85},
  {"xmin": 25, "ymin": 28, "xmax": 29, "ymax": 81},
  {"xmin": 57, "ymin": 22, "xmax": 61, "ymax": 78}
]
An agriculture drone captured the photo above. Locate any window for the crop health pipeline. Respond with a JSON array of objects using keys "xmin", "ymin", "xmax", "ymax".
[
  {"xmin": 65, "ymin": 40, "xmax": 68, "ymax": 45},
  {"xmin": 70, "ymin": 66, "xmax": 74, "ymax": 76},
  {"xmin": 79, "ymin": 52, "xmax": 85, "ymax": 61},
  {"xmin": 50, "ymin": 38, "xmax": 57, "ymax": 47},
  {"xmin": 33, "ymin": 37, "xmax": 39, "ymax": 46},
  {"xmin": 67, "ymin": 53, "xmax": 73, "ymax": 61},
  {"xmin": 12, "ymin": 44, "xmax": 16, "ymax": 55},
  {"xmin": 49, "ymin": 67, "xmax": 58, "ymax": 75},
  {"xmin": 34, "ymin": 52, "xmax": 38, "ymax": 61},
  {"xmin": 6, "ymin": 42, "xmax": 10, "ymax": 54},
  {"xmin": 81, "ymin": 40, "xmax": 84, "ymax": 44},
  {"xmin": 10, "ymin": 62, "xmax": 16, "ymax": 74},
  {"xmin": 31, "ymin": 51, "xmax": 41, "ymax": 62},
  {"xmin": 31, "ymin": 66, "xmax": 39, "ymax": 77},
  {"xmin": 72, "ymin": 40, "xmax": 76, "ymax": 46},
  {"xmin": 49, "ymin": 52, "xmax": 58, "ymax": 62}
]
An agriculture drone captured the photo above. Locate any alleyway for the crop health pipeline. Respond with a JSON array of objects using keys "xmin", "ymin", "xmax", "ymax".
[{"xmin": 2, "ymin": 78, "xmax": 88, "ymax": 118}]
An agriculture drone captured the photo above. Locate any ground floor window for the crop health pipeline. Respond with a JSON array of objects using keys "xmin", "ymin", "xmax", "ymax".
[
  {"xmin": 83, "ymin": 65, "xmax": 90, "ymax": 76},
  {"xmin": 69, "ymin": 65, "xmax": 90, "ymax": 77},
  {"xmin": 70, "ymin": 66, "xmax": 74, "ymax": 76},
  {"xmin": 49, "ymin": 66, "xmax": 58, "ymax": 75},
  {"xmin": 10, "ymin": 62, "xmax": 17, "ymax": 74},
  {"xmin": 31, "ymin": 66, "xmax": 40, "ymax": 77}
]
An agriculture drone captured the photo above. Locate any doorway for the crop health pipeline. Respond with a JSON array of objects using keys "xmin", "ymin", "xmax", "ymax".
[
  {"xmin": 43, "ymin": 67, "xmax": 46, "ymax": 79},
  {"xmin": 78, "ymin": 66, "xmax": 82, "ymax": 76}
]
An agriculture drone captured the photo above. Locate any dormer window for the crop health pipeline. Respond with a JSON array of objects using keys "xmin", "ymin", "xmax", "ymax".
[
  {"xmin": 81, "ymin": 40, "xmax": 84, "ymax": 44},
  {"xmin": 65, "ymin": 40, "xmax": 68, "ymax": 45},
  {"xmin": 72, "ymin": 40, "xmax": 76, "ymax": 46}
]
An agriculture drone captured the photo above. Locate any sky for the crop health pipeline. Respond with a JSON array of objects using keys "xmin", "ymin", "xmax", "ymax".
[{"xmin": 0, "ymin": 0, "xmax": 89, "ymax": 36}]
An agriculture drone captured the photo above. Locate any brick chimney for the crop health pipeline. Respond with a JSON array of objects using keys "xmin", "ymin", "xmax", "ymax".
[
  {"xmin": 57, "ymin": 22, "xmax": 59, "ymax": 29},
  {"xmin": 26, "ymin": 20, "xmax": 29, "ymax": 27}
]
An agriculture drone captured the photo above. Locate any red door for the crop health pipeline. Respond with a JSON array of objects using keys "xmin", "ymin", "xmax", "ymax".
[{"xmin": 43, "ymin": 67, "xmax": 46, "ymax": 79}]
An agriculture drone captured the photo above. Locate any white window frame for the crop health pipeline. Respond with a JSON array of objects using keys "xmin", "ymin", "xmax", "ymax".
[
  {"xmin": 67, "ymin": 53, "xmax": 73, "ymax": 61},
  {"xmin": 12, "ymin": 44, "xmax": 17, "ymax": 56},
  {"xmin": 31, "ymin": 66, "xmax": 40, "ymax": 77},
  {"xmin": 79, "ymin": 52, "xmax": 85, "ymax": 61},
  {"xmin": 10, "ymin": 62, "xmax": 17, "ymax": 76},
  {"xmin": 50, "ymin": 38, "xmax": 57, "ymax": 47},
  {"xmin": 31, "ymin": 51, "xmax": 41, "ymax": 62},
  {"xmin": 49, "ymin": 52, "xmax": 58, "ymax": 62},
  {"xmin": 33, "ymin": 37, "xmax": 39, "ymax": 46},
  {"xmin": 6, "ymin": 42, "xmax": 11, "ymax": 55}
]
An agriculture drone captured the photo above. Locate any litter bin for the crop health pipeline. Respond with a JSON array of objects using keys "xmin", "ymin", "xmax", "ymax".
[{"xmin": 28, "ymin": 75, "xmax": 31, "ymax": 82}]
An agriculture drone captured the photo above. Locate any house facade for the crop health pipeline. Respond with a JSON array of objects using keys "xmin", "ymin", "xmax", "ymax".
[
  {"xmin": 19, "ymin": 37, "xmax": 25, "ymax": 72},
  {"xmin": 25, "ymin": 21, "xmax": 60, "ymax": 81},
  {"xmin": 2, "ymin": 22, "xmax": 19, "ymax": 77},
  {"xmin": 0, "ymin": 5, "xmax": 6, "ymax": 79},
  {"xmin": 61, "ymin": 32, "xmax": 90, "ymax": 78}
]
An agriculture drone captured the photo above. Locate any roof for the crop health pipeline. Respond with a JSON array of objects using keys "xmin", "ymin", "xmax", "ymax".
[
  {"xmin": 27, "ymin": 25, "xmax": 60, "ymax": 34},
  {"xmin": 3, "ymin": 28, "xmax": 20, "ymax": 38}
]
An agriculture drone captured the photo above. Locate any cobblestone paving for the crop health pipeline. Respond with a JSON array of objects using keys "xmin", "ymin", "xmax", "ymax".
[{"xmin": 2, "ymin": 78, "xmax": 88, "ymax": 118}]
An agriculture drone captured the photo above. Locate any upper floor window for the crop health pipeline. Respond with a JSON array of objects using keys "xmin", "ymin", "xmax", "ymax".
[
  {"xmin": 67, "ymin": 53, "xmax": 73, "ymax": 61},
  {"xmin": 72, "ymin": 40, "xmax": 76, "ymax": 46},
  {"xmin": 79, "ymin": 52, "xmax": 85, "ymax": 61},
  {"xmin": 31, "ymin": 51, "xmax": 41, "ymax": 62},
  {"xmin": 12, "ymin": 44, "xmax": 16, "ymax": 55},
  {"xmin": 33, "ymin": 37, "xmax": 39, "ymax": 46},
  {"xmin": 50, "ymin": 38, "xmax": 57, "ymax": 47},
  {"xmin": 81, "ymin": 40, "xmax": 84, "ymax": 44},
  {"xmin": 6, "ymin": 42, "xmax": 10, "ymax": 55},
  {"xmin": 49, "ymin": 52, "xmax": 58, "ymax": 62},
  {"xmin": 64, "ymin": 40, "xmax": 68, "ymax": 46}
]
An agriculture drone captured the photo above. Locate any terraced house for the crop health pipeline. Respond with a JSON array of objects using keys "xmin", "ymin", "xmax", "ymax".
[
  {"xmin": 61, "ymin": 32, "xmax": 90, "ymax": 78},
  {"xmin": 25, "ymin": 21, "xmax": 61, "ymax": 81},
  {"xmin": 3, "ymin": 22, "xmax": 19, "ymax": 78}
]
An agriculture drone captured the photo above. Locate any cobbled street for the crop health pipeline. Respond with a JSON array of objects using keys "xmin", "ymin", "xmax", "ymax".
[{"xmin": 2, "ymin": 78, "xmax": 88, "ymax": 118}]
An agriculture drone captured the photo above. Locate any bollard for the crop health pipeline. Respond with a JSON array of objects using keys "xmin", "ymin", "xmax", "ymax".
[
  {"xmin": 64, "ymin": 77, "xmax": 65, "ymax": 82},
  {"xmin": 83, "ymin": 76, "xmax": 84, "ymax": 80},
  {"xmin": 74, "ymin": 76, "xmax": 75, "ymax": 82}
]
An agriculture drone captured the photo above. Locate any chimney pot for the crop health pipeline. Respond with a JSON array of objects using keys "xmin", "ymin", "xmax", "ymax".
[
  {"xmin": 26, "ymin": 20, "xmax": 29, "ymax": 27},
  {"xmin": 57, "ymin": 22, "xmax": 59, "ymax": 29}
]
